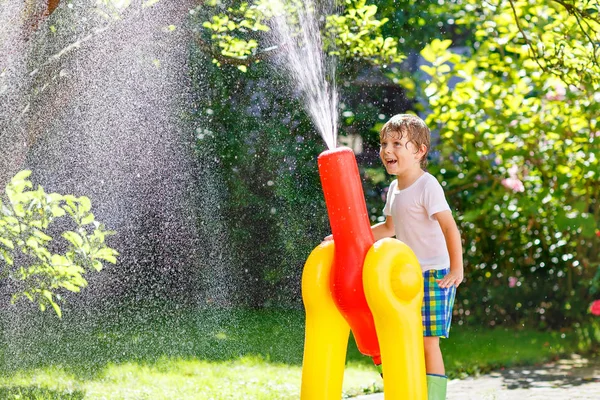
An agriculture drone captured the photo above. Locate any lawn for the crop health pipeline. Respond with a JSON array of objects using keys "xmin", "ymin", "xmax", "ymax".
[{"xmin": 0, "ymin": 304, "xmax": 598, "ymax": 399}]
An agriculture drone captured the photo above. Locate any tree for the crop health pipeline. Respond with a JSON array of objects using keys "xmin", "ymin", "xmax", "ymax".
[
  {"xmin": 0, "ymin": 170, "xmax": 118, "ymax": 317},
  {"xmin": 199, "ymin": 0, "xmax": 405, "ymax": 70},
  {"xmin": 198, "ymin": 0, "xmax": 600, "ymax": 327},
  {"xmin": 193, "ymin": 0, "xmax": 410, "ymax": 307},
  {"xmin": 416, "ymin": 0, "xmax": 599, "ymax": 327},
  {"xmin": 21, "ymin": 0, "xmax": 61, "ymax": 34}
]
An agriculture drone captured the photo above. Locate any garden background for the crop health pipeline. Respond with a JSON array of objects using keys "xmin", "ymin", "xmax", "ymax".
[{"xmin": 0, "ymin": 0, "xmax": 598, "ymax": 398}]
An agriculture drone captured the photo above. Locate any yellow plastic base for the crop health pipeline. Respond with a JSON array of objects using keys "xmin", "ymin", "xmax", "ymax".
[
  {"xmin": 300, "ymin": 238, "xmax": 427, "ymax": 400},
  {"xmin": 363, "ymin": 238, "xmax": 427, "ymax": 400},
  {"xmin": 300, "ymin": 241, "xmax": 350, "ymax": 400}
]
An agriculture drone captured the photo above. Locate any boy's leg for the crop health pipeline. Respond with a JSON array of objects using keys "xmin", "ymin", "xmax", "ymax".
[
  {"xmin": 423, "ymin": 336, "xmax": 444, "ymax": 374},
  {"xmin": 424, "ymin": 337, "xmax": 447, "ymax": 400},
  {"xmin": 422, "ymin": 268, "xmax": 456, "ymax": 400}
]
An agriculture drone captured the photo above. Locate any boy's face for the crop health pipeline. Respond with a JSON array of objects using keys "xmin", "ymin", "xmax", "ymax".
[{"xmin": 379, "ymin": 131, "xmax": 425, "ymax": 176}]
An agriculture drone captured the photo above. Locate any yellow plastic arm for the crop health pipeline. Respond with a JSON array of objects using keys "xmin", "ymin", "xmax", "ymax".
[
  {"xmin": 301, "ymin": 241, "xmax": 351, "ymax": 400},
  {"xmin": 363, "ymin": 238, "xmax": 427, "ymax": 400}
]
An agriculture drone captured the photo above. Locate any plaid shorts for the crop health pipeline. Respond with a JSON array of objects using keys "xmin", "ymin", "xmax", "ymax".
[{"xmin": 422, "ymin": 268, "xmax": 456, "ymax": 338}]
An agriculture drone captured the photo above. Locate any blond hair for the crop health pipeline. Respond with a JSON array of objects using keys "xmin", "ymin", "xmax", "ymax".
[{"xmin": 380, "ymin": 114, "xmax": 430, "ymax": 168}]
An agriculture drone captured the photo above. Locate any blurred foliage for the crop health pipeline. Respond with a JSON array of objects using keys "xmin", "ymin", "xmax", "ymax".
[
  {"xmin": 0, "ymin": 171, "xmax": 118, "ymax": 317},
  {"xmin": 194, "ymin": 0, "xmax": 412, "ymax": 308},
  {"xmin": 194, "ymin": 0, "xmax": 600, "ymax": 330},
  {"xmin": 199, "ymin": 0, "xmax": 404, "ymax": 71},
  {"xmin": 375, "ymin": 0, "xmax": 482, "ymax": 50},
  {"xmin": 416, "ymin": 0, "xmax": 599, "ymax": 329}
]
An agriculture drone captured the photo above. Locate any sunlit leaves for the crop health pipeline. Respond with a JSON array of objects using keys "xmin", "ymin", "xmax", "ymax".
[
  {"xmin": 200, "ymin": 0, "xmax": 405, "ymax": 70},
  {"xmin": 325, "ymin": 0, "xmax": 404, "ymax": 65},
  {"xmin": 200, "ymin": 1, "xmax": 274, "ymax": 66},
  {"xmin": 477, "ymin": 0, "xmax": 600, "ymax": 89},
  {"xmin": 421, "ymin": 39, "xmax": 453, "ymax": 63},
  {"xmin": 0, "ymin": 170, "xmax": 119, "ymax": 317},
  {"xmin": 416, "ymin": 0, "xmax": 599, "ymax": 326}
]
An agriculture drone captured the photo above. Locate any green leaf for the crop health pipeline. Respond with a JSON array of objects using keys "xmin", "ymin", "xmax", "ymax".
[
  {"xmin": 51, "ymin": 300, "xmax": 62, "ymax": 318},
  {"xmin": 62, "ymin": 231, "xmax": 84, "ymax": 247},
  {"xmin": 42, "ymin": 290, "xmax": 52, "ymax": 302},
  {"xmin": 78, "ymin": 196, "xmax": 92, "ymax": 213},
  {"xmin": 12, "ymin": 170, "xmax": 32, "ymax": 182},
  {"xmin": 420, "ymin": 65, "xmax": 437, "ymax": 77},
  {"xmin": 0, "ymin": 237, "xmax": 14, "ymax": 249},
  {"xmin": 0, "ymin": 249, "xmax": 14, "ymax": 265},
  {"xmin": 51, "ymin": 205, "xmax": 66, "ymax": 217},
  {"xmin": 51, "ymin": 254, "xmax": 69, "ymax": 266},
  {"xmin": 33, "ymin": 230, "xmax": 52, "ymax": 242},
  {"xmin": 61, "ymin": 281, "xmax": 81, "ymax": 292},
  {"xmin": 94, "ymin": 247, "xmax": 118, "ymax": 264},
  {"xmin": 80, "ymin": 213, "xmax": 95, "ymax": 225}
]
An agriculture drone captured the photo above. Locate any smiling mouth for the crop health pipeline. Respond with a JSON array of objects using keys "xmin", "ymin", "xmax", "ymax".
[{"xmin": 386, "ymin": 160, "xmax": 397, "ymax": 166}]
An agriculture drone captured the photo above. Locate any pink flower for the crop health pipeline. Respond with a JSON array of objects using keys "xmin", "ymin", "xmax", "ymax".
[
  {"xmin": 545, "ymin": 85, "xmax": 566, "ymax": 101},
  {"xmin": 508, "ymin": 276, "xmax": 517, "ymax": 288},
  {"xmin": 501, "ymin": 178, "xmax": 525, "ymax": 193},
  {"xmin": 381, "ymin": 187, "xmax": 389, "ymax": 202},
  {"xmin": 590, "ymin": 300, "xmax": 600, "ymax": 316}
]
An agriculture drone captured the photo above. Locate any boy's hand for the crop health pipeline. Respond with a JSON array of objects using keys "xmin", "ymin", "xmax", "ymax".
[
  {"xmin": 437, "ymin": 270, "xmax": 463, "ymax": 289},
  {"xmin": 322, "ymin": 234, "xmax": 333, "ymax": 242}
]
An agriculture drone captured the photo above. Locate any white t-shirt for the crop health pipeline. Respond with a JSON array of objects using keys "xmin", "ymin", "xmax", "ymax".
[{"xmin": 383, "ymin": 173, "xmax": 451, "ymax": 272}]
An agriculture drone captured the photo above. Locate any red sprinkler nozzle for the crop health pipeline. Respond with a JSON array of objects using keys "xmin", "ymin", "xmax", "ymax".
[{"xmin": 317, "ymin": 147, "xmax": 380, "ymax": 364}]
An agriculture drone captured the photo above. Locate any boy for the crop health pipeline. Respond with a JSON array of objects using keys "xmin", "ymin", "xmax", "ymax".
[
  {"xmin": 372, "ymin": 113, "xmax": 463, "ymax": 399},
  {"xmin": 326, "ymin": 114, "xmax": 463, "ymax": 398}
]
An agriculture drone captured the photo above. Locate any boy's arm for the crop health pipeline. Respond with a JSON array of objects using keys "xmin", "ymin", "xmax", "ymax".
[
  {"xmin": 322, "ymin": 216, "xmax": 395, "ymax": 242},
  {"xmin": 434, "ymin": 210, "xmax": 464, "ymax": 288},
  {"xmin": 371, "ymin": 215, "xmax": 395, "ymax": 241}
]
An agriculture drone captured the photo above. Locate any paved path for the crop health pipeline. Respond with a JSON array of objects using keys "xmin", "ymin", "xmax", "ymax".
[{"xmin": 354, "ymin": 355, "xmax": 600, "ymax": 399}]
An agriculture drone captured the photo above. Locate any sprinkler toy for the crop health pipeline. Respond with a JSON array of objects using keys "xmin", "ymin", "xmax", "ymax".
[{"xmin": 301, "ymin": 147, "xmax": 427, "ymax": 399}]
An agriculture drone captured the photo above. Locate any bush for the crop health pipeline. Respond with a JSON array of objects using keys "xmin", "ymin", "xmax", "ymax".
[
  {"xmin": 414, "ymin": 1, "xmax": 599, "ymax": 329},
  {"xmin": 0, "ymin": 170, "xmax": 118, "ymax": 316}
]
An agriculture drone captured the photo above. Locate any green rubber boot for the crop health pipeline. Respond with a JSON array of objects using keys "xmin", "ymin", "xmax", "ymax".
[{"xmin": 426, "ymin": 374, "xmax": 447, "ymax": 400}]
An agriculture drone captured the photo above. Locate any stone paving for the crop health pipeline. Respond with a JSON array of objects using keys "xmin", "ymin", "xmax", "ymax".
[{"xmin": 354, "ymin": 355, "xmax": 600, "ymax": 400}]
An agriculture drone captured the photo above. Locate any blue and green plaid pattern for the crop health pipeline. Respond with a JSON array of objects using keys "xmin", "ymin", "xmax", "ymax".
[{"xmin": 422, "ymin": 268, "xmax": 456, "ymax": 338}]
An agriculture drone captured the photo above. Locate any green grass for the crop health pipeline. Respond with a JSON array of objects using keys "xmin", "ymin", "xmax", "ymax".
[{"xmin": 0, "ymin": 304, "xmax": 598, "ymax": 399}]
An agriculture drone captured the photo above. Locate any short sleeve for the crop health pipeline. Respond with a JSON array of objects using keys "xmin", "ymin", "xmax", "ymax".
[
  {"xmin": 423, "ymin": 176, "xmax": 450, "ymax": 219},
  {"xmin": 383, "ymin": 180, "xmax": 397, "ymax": 216}
]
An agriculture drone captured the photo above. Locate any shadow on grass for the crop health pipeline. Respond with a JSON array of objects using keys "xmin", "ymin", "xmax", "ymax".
[{"xmin": 0, "ymin": 386, "xmax": 85, "ymax": 399}]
